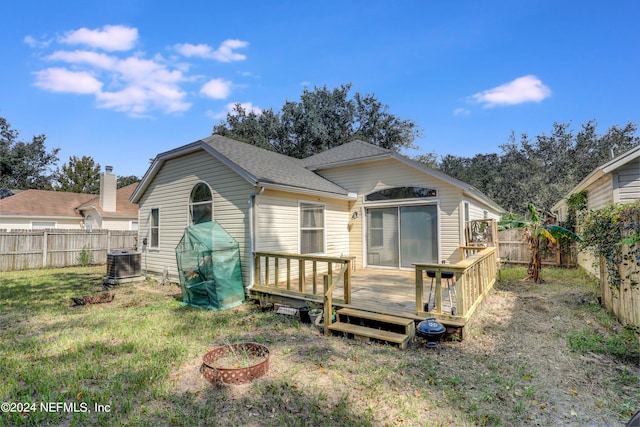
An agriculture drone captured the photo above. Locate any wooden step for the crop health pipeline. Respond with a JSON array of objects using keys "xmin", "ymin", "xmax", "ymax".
[
  {"xmin": 337, "ymin": 308, "xmax": 416, "ymax": 337},
  {"xmin": 328, "ymin": 322, "xmax": 411, "ymax": 349}
]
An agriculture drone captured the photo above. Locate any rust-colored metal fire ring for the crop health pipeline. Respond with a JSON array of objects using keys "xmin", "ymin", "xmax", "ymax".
[{"xmin": 201, "ymin": 342, "xmax": 270, "ymax": 385}]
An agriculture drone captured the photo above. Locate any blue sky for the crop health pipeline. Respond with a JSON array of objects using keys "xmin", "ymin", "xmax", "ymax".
[{"xmin": 1, "ymin": 1, "xmax": 638, "ymax": 178}]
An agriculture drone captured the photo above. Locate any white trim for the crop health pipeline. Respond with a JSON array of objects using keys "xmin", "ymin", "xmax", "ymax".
[
  {"xmin": 298, "ymin": 200, "xmax": 327, "ymax": 255},
  {"xmin": 362, "ymin": 201, "xmax": 440, "ymax": 269},
  {"xmin": 188, "ymin": 181, "xmax": 214, "ymax": 225},
  {"xmin": 129, "ymin": 220, "xmax": 138, "ymax": 231},
  {"xmin": 149, "ymin": 207, "xmax": 160, "ymax": 249}
]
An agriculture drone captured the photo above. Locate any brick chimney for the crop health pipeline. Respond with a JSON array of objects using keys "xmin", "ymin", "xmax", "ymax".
[{"xmin": 100, "ymin": 166, "xmax": 117, "ymax": 212}]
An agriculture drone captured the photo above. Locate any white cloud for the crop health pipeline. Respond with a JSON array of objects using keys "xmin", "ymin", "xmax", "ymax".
[
  {"xmin": 47, "ymin": 50, "xmax": 117, "ymax": 69},
  {"xmin": 30, "ymin": 25, "xmax": 249, "ymax": 117},
  {"xmin": 60, "ymin": 25, "xmax": 138, "ymax": 52},
  {"xmin": 200, "ymin": 78, "xmax": 232, "ymax": 99},
  {"xmin": 453, "ymin": 108, "xmax": 470, "ymax": 116},
  {"xmin": 175, "ymin": 39, "xmax": 248, "ymax": 62},
  {"xmin": 33, "ymin": 68, "xmax": 102, "ymax": 94},
  {"xmin": 471, "ymin": 75, "xmax": 551, "ymax": 107},
  {"xmin": 24, "ymin": 35, "xmax": 51, "ymax": 49}
]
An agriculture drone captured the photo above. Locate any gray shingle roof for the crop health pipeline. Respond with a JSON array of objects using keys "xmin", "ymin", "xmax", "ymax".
[
  {"xmin": 201, "ymin": 135, "xmax": 351, "ymax": 197},
  {"xmin": 300, "ymin": 140, "xmax": 391, "ymax": 168}
]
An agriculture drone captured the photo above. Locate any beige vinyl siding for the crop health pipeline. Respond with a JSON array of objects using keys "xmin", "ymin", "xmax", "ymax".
[
  {"xmin": 614, "ymin": 158, "xmax": 640, "ymax": 203},
  {"xmin": 315, "ymin": 158, "xmax": 464, "ymax": 265},
  {"xmin": 101, "ymin": 218, "xmax": 138, "ymax": 231},
  {"xmin": 137, "ymin": 150, "xmax": 252, "ymax": 285},
  {"xmin": 0, "ymin": 217, "xmax": 84, "ymax": 231},
  {"xmin": 586, "ymin": 175, "xmax": 613, "ymax": 210},
  {"xmin": 254, "ymin": 189, "xmax": 350, "ymax": 283}
]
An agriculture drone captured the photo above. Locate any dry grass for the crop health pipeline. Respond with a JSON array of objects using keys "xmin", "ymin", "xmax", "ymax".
[{"xmin": 0, "ymin": 265, "xmax": 638, "ymax": 426}]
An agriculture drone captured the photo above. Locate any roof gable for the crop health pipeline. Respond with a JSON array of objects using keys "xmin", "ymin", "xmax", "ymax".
[
  {"xmin": 553, "ymin": 144, "xmax": 640, "ymax": 210},
  {"xmin": 300, "ymin": 140, "xmax": 392, "ymax": 168}
]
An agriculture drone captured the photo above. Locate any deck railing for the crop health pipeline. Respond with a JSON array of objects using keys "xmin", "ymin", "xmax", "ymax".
[
  {"xmin": 415, "ymin": 247, "xmax": 498, "ymax": 322},
  {"xmin": 253, "ymin": 251, "xmax": 351, "ymax": 303}
]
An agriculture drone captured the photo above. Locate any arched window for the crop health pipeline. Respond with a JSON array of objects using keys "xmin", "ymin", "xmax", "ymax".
[
  {"xmin": 365, "ymin": 186, "xmax": 437, "ymax": 202},
  {"xmin": 190, "ymin": 183, "xmax": 212, "ymax": 224}
]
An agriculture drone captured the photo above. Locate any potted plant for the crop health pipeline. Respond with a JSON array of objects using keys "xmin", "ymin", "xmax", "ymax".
[{"xmin": 309, "ymin": 308, "xmax": 323, "ymax": 325}]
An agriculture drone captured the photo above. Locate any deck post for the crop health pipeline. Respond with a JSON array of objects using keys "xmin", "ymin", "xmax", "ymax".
[
  {"xmin": 286, "ymin": 258, "xmax": 291, "ymax": 289},
  {"xmin": 435, "ymin": 272, "xmax": 442, "ymax": 312},
  {"xmin": 344, "ymin": 259, "xmax": 351, "ymax": 304},
  {"xmin": 456, "ymin": 270, "xmax": 465, "ymax": 316},
  {"xmin": 323, "ymin": 274, "xmax": 332, "ymax": 336},
  {"xmin": 254, "ymin": 253, "xmax": 260, "ymax": 286},
  {"xmin": 265, "ymin": 256, "xmax": 270, "ymax": 287},
  {"xmin": 274, "ymin": 257, "xmax": 279, "ymax": 288},
  {"xmin": 415, "ymin": 266, "xmax": 424, "ymax": 313},
  {"xmin": 312, "ymin": 261, "xmax": 317, "ymax": 295},
  {"xmin": 298, "ymin": 259, "xmax": 305, "ymax": 292}
]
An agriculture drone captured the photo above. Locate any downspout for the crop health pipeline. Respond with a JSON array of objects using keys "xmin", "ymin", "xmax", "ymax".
[{"xmin": 248, "ymin": 186, "xmax": 265, "ymax": 289}]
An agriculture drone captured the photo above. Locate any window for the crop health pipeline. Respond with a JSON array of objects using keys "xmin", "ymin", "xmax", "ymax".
[
  {"xmin": 300, "ymin": 202, "xmax": 324, "ymax": 254},
  {"xmin": 150, "ymin": 208, "xmax": 159, "ymax": 248},
  {"xmin": 84, "ymin": 214, "xmax": 94, "ymax": 231},
  {"xmin": 365, "ymin": 186, "xmax": 437, "ymax": 202},
  {"xmin": 190, "ymin": 183, "xmax": 212, "ymax": 224},
  {"xmin": 130, "ymin": 221, "xmax": 138, "ymax": 231},
  {"xmin": 31, "ymin": 221, "xmax": 56, "ymax": 229},
  {"xmin": 369, "ymin": 210, "xmax": 384, "ymax": 247}
]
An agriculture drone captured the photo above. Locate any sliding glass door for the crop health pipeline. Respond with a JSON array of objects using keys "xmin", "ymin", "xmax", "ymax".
[{"xmin": 366, "ymin": 205, "xmax": 437, "ymax": 268}]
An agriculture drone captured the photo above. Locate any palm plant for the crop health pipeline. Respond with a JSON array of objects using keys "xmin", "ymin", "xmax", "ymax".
[{"xmin": 499, "ymin": 204, "xmax": 580, "ymax": 283}]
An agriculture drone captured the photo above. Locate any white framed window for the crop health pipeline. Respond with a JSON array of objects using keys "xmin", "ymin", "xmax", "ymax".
[
  {"xmin": 31, "ymin": 221, "xmax": 56, "ymax": 229},
  {"xmin": 130, "ymin": 220, "xmax": 138, "ymax": 231},
  {"xmin": 189, "ymin": 182, "xmax": 213, "ymax": 224},
  {"xmin": 299, "ymin": 202, "xmax": 325, "ymax": 254},
  {"xmin": 150, "ymin": 208, "xmax": 160, "ymax": 248}
]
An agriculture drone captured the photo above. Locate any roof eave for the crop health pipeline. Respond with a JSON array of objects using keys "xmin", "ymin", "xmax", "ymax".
[{"xmin": 258, "ymin": 182, "xmax": 357, "ymax": 200}]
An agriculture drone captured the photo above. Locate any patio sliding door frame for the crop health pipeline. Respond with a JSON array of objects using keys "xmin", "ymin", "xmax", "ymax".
[{"xmin": 362, "ymin": 199, "xmax": 441, "ymax": 270}]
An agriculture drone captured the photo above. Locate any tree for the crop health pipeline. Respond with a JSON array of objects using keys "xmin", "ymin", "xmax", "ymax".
[
  {"xmin": 434, "ymin": 120, "xmax": 640, "ymax": 215},
  {"xmin": 117, "ymin": 175, "xmax": 140, "ymax": 188},
  {"xmin": 0, "ymin": 116, "xmax": 59, "ymax": 189},
  {"xmin": 213, "ymin": 84, "xmax": 421, "ymax": 158},
  {"xmin": 499, "ymin": 204, "xmax": 580, "ymax": 283},
  {"xmin": 51, "ymin": 155, "xmax": 101, "ymax": 194}
]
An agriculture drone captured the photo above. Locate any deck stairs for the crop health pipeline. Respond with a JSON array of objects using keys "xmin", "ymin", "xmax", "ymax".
[{"xmin": 328, "ymin": 307, "xmax": 416, "ymax": 349}]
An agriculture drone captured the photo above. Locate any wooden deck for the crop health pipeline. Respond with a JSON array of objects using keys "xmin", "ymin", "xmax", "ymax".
[
  {"xmin": 334, "ymin": 269, "xmax": 456, "ymax": 318},
  {"xmin": 252, "ymin": 247, "xmax": 499, "ymax": 339}
]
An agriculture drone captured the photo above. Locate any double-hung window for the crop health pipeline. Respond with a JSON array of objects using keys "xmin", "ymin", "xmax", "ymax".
[
  {"xmin": 150, "ymin": 208, "xmax": 160, "ymax": 248},
  {"xmin": 300, "ymin": 202, "xmax": 324, "ymax": 254}
]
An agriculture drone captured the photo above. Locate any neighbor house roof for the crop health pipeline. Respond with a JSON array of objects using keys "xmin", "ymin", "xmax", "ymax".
[
  {"xmin": 552, "ymin": 144, "xmax": 640, "ymax": 211},
  {"xmin": 0, "ymin": 184, "xmax": 138, "ymax": 218},
  {"xmin": 77, "ymin": 183, "xmax": 139, "ymax": 217}
]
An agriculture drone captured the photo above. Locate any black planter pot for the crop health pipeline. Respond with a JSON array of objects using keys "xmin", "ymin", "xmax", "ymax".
[
  {"xmin": 298, "ymin": 307, "xmax": 311, "ymax": 323},
  {"xmin": 416, "ymin": 318, "xmax": 446, "ymax": 346}
]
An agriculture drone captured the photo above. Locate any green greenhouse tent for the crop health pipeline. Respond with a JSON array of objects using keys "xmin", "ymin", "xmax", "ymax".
[{"xmin": 175, "ymin": 221, "xmax": 244, "ymax": 311}]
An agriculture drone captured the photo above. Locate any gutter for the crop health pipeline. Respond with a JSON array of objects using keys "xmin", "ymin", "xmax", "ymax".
[{"xmin": 247, "ymin": 186, "xmax": 265, "ymax": 290}]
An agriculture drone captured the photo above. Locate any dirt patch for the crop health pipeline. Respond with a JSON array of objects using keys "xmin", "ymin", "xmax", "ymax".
[{"xmin": 161, "ymin": 277, "xmax": 639, "ymax": 426}]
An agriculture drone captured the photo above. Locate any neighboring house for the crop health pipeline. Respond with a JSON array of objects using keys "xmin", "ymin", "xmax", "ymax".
[
  {"xmin": 131, "ymin": 135, "xmax": 504, "ymax": 288},
  {"xmin": 552, "ymin": 144, "xmax": 640, "ymax": 275},
  {"xmin": 0, "ymin": 167, "xmax": 138, "ymax": 231}
]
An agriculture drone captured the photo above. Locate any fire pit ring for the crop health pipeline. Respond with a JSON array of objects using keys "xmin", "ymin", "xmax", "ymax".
[{"xmin": 201, "ymin": 342, "xmax": 270, "ymax": 385}]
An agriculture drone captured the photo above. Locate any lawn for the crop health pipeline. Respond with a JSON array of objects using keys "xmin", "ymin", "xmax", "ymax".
[{"xmin": 0, "ymin": 265, "xmax": 638, "ymax": 426}]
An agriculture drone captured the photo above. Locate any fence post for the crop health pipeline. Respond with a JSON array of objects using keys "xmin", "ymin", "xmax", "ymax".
[
  {"xmin": 42, "ymin": 230, "xmax": 48, "ymax": 268},
  {"xmin": 107, "ymin": 230, "xmax": 111, "ymax": 253}
]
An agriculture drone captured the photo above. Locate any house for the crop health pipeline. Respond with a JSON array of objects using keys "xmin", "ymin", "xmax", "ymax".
[
  {"xmin": 552, "ymin": 144, "xmax": 640, "ymax": 275},
  {"xmin": 131, "ymin": 135, "xmax": 504, "ymax": 288},
  {"xmin": 0, "ymin": 167, "xmax": 138, "ymax": 231}
]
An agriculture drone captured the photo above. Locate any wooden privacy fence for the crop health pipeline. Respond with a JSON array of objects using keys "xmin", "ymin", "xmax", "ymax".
[
  {"xmin": 498, "ymin": 228, "xmax": 576, "ymax": 267},
  {"xmin": 599, "ymin": 252, "xmax": 640, "ymax": 332},
  {"xmin": 0, "ymin": 229, "xmax": 138, "ymax": 272}
]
